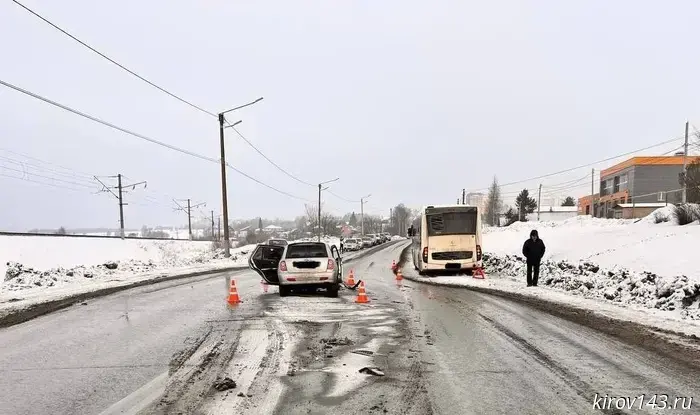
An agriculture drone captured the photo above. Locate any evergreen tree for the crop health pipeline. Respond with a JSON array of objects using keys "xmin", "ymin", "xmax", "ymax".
[
  {"xmin": 561, "ymin": 196, "xmax": 576, "ymax": 206},
  {"xmin": 515, "ymin": 189, "xmax": 537, "ymax": 221}
]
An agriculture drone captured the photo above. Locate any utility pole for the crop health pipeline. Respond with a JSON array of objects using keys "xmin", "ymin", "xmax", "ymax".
[
  {"xmin": 318, "ymin": 184, "xmax": 322, "ymax": 242},
  {"xmin": 211, "ymin": 210, "xmax": 215, "ymax": 241},
  {"xmin": 682, "ymin": 121, "xmax": 689, "ymax": 203},
  {"xmin": 316, "ymin": 178, "xmax": 339, "ymax": 241},
  {"xmin": 217, "ymin": 216, "xmax": 221, "ymax": 241},
  {"xmin": 537, "ymin": 184, "xmax": 542, "ymax": 222},
  {"xmin": 462, "ymin": 189, "xmax": 466, "ymax": 205},
  {"xmin": 174, "ymin": 199, "xmax": 206, "ymax": 240},
  {"xmin": 217, "ymin": 97, "xmax": 263, "ymax": 257},
  {"xmin": 591, "ymin": 168, "xmax": 595, "ymax": 217},
  {"xmin": 117, "ymin": 174, "xmax": 125, "ymax": 237},
  {"xmin": 95, "ymin": 174, "xmax": 146, "ymax": 239},
  {"xmin": 360, "ymin": 195, "xmax": 371, "ymax": 236}
]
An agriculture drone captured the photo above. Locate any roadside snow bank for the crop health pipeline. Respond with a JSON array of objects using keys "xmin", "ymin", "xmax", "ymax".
[
  {"xmin": 484, "ymin": 213, "xmax": 700, "ymax": 281},
  {"xmin": 483, "ymin": 254, "xmax": 700, "ymax": 320},
  {"xmin": 1, "ymin": 235, "xmax": 257, "ymax": 294}
]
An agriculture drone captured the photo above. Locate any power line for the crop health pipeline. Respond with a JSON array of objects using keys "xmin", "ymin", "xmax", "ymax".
[
  {"xmin": 0, "ymin": 171, "xmax": 96, "ymax": 193},
  {"xmin": 0, "ymin": 78, "xmax": 311, "ymax": 202},
  {"xmin": 11, "ymin": 1, "xmax": 330, "ymax": 199},
  {"xmin": 0, "ymin": 163, "xmax": 99, "ymax": 189},
  {"xmin": 474, "ymin": 136, "xmax": 683, "ymax": 193},
  {"xmin": 326, "ymin": 189, "xmax": 360, "ymax": 203},
  {"xmin": 228, "ymin": 123, "xmax": 315, "ymax": 186},
  {"xmin": 10, "ymin": 0, "xmax": 216, "ymax": 118}
]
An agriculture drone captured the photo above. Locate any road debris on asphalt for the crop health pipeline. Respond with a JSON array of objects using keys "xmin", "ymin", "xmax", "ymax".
[
  {"xmin": 212, "ymin": 377, "xmax": 236, "ymax": 392},
  {"xmin": 359, "ymin": 366, "xmax": 385, "ymax": 376},
  {"xmin": 352, "ymin": 349, "xmax": 374, "ymax": 356}
]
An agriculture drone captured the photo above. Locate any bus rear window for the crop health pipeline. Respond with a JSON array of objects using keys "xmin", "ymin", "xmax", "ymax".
[{"xmin": 427, "ymin": 212, "xmax": 477, "ymax": 236}]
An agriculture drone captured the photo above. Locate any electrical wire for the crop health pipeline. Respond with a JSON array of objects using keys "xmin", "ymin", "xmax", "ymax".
[
  {"xmin": 10, "ymin": 0, "xmax": 216, "ymax": 118},
  {"xmin": 472, "ymin": 136, "xmax": 684, "ymax": 193},
  {"xmin": 0, "ymin": 171, "xmax": 96, "ymax": 193},
  {"xmin": 10, "ymin": 1, "xmax": 339, "ymax": 200},
  {"xmin": 0, "ymin": 78, "xmax": 312, "ymax": 202}
]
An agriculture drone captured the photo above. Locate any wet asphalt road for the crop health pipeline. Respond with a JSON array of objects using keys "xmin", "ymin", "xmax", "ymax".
[{"xmin": 1, "ymin": 240, "xmax": 699, "ymax": 414}]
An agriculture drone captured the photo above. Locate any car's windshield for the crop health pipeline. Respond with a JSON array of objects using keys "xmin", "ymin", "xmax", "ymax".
[{"xmin": 285, "ymin": 243, "xmax": 328, "ymax": 258}]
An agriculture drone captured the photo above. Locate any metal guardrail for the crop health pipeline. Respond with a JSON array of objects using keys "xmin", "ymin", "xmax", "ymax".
[{"xmin": 0, "ymin": 231, "xmax": 202, "ymax": 242}]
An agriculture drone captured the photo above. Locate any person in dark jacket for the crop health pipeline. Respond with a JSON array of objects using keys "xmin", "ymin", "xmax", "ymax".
[{"xmin": 522, "ymin": 229, "xmax": 546, "ymax": 287}]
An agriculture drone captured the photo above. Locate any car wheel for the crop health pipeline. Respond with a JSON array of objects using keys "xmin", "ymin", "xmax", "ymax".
[
  {"xmin": 326, "ymin": 284, "xmax": 339, "ymax": 298},
  {"xmin": 279, "ymin": 285, "xmax": 290, "ymax": 297}
]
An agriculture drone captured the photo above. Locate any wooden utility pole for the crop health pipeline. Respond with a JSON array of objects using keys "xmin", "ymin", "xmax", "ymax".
[
  {"xmin": 683, "ymin": 121, "xmax": 689, "ymax": 203},
  {"xmin": 217, "ymin": 216, "xmax": 221, "ymax": 241},
  {"xmin": 537, "ymin": 184, "xmax": 542, "ymax": 221}
]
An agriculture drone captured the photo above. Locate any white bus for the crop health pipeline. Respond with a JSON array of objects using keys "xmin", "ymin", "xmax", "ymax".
[{"xmin": 408, "ymin": 204, "xmax": 482, "ymax": 275}]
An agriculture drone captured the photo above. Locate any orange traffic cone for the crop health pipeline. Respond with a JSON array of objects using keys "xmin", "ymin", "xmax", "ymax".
[
  {"xmin": 395, "ymin": 269, "xmax": 403, "ymax": 281},
  {"xmin": 347, "ymin": 269, "xmax": 356, "ymax": 286},
  {"xmin": 355, "ymin": 281, "xmax": 369, "ymax": 303},
  {"xmin": 227, "ymin": 279, "xmax": 241, "ymax": 304},
  {"xmin": 473, "ymin": 267, "xmax": 485, "ymax": 279},
  {"xmin": 261, "ymin": 280, "xmax": 269, "ymax": 293}
]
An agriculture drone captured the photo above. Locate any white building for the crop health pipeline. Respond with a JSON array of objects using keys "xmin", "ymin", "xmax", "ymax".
[{"xmin": 526, "ymin": 206, "xmax": 579, "ymax": 222}]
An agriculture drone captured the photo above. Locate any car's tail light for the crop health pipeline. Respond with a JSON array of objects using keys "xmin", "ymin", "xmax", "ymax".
[
  {"xmin": 476, "ymin": 245, "xmax": 482, "ymax": 261},
  {"xmin": 327, "ymin": 259, "xmax": 335, "ymax": 270},
  {"xmin": 279, "ymin": 261, "xmax": 287, "ymax": 271},
  {"xmin": 422, "ymin": 247, "xmax": 428, "ymax": 263}
]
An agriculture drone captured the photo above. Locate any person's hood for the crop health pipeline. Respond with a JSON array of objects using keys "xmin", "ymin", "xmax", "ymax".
[{"xmin": 530, "ymin": 229, "xmax": 539, "ymax": 238}]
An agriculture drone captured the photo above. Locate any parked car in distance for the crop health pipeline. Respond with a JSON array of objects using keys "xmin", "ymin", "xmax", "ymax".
[
  {"xmin": 266, "ymin": 238, "xmax": 288, "ymax": 247},
  {"xmin": 344, "ymin": 238, "xmax": 360, "ymax": 251},
  {"xmin": 382, "ymin": 232, "xmax": 391, "ymax": 242},
  {"xmin": 372, "ymin": 234, "xmax": 382, "ymax": 245},
  {"xmin": 366, "ymin": 234, "xmax": 377, "ymax": 245},
  {"xmin": 249, "ymin": 241, "xmax": 342, "ymax": 297},
  {"xmin": 362, "ymin": 237, "xmax": 373, "ymax": 248}
]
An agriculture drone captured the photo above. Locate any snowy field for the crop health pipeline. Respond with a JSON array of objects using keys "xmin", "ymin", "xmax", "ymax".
[{"xmin": 1, "ymin": 235, "xmax": 257, "ymax": 294}]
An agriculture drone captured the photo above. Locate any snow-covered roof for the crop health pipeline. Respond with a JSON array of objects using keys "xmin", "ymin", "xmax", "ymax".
[
  {"xmin": 614, "ymin": 203, "xmax": 669, "ymax": 208},
  {"xmin": 264, "ymin": 225, "xmax": 283, "ymax": 230}
]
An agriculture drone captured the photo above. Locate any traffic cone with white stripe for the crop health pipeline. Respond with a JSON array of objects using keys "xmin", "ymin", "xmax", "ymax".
[
  {"xmin": 227, "ymin": 279, "xmax": 241, "ymax": 304},
  {"xmin": 347, "ymin": 269, "xmax": 356, "ymax": 286},
  {"xmin": 355, "ymin": 281, "xmax": 369, "ymax": 304}
]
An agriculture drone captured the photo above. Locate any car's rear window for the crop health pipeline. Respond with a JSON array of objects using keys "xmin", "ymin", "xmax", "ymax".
[{"xmin": 285, "ymin": 243, "xmax": 328, "ymax": 259}]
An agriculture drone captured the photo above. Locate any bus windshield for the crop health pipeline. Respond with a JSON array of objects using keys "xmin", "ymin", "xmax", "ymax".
[{"xmin": 426, "ymin": 208, "xmax": 477, "ymax": 236}]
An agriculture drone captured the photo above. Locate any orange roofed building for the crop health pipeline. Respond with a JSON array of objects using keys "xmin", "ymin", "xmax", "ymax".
[{"xmin": 578, "ymin": 155, "xmax": 700, "ymax": 218}]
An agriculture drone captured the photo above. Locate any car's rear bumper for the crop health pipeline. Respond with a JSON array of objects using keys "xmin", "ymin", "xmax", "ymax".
[{"xmin": 278, "ymin": 271, "xmax": 338, "ymax": 285}]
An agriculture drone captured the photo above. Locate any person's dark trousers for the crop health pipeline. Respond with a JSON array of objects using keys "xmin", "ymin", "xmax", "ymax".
[{"xmin": 526, "ymin": 263, "xmax": 540, "ymax": 286}]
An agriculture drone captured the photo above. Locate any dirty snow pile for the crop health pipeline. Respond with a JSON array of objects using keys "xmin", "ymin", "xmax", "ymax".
[
  {"xmin": 482, "ymin": 208, "xmax": 700, "ymax": 319},
  {"xmin": 1, "ymin": 235, "xmax": 256, "ymax": 293}
]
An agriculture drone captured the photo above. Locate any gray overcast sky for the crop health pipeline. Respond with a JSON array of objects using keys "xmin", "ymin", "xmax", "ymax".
[{"xmin": 2, "ymin": 0, "xmax": 699, "ymax": 231}]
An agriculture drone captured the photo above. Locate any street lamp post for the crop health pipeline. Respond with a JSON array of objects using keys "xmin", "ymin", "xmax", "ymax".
[
  {"xmin": 218, "ymin": 97, "xmax": 263, "ymax": 257},
  {"xmin": 360, "ymin": 194, "xmax": 371, "ymax": 236},
  {"xmin": 317, "ymin": 178, "xmax": 339, "ymax": 241}
]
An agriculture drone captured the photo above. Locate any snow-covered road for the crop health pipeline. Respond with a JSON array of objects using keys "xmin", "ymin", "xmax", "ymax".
[{"xmin": 2, "ymin": 240, "xmax": 700, "ymax": 414}]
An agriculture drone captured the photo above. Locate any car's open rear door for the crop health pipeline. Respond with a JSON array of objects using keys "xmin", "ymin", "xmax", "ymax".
[
  {"xmin": 248, "ymin": 244, "xmax": 285, "ymax": 285},
  {"xmin": 330, "ymin": 244, "xmax": 343, "ymax": 278}
]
